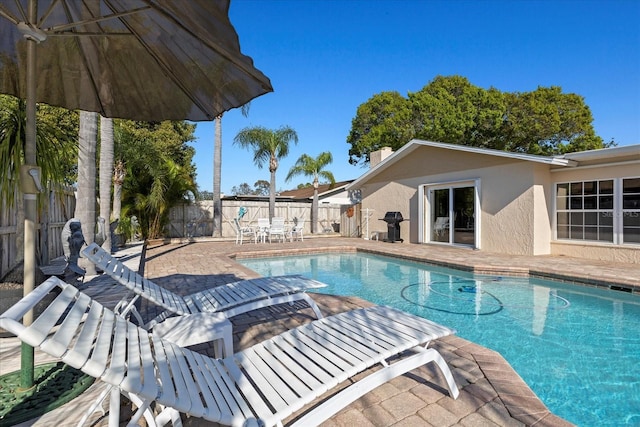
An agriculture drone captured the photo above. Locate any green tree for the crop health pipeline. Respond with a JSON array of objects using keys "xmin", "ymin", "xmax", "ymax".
[
  {"xmin": 253, "ymin": 179, "xmax": 270, "ymax": 196},
  {"xmin": 347, "ymin": 75, "xmax": 610, "ymax": 164},
  {"xmin": 347, "ymin": 91, "xmax": 414, "ymax": 166},
  {"xmin": 410, "ymin": 76, "xmax": 505, "ymax": 149},
  {"xmin": 233, "ymin": 125, "xmax": 298, "ymax": 219},
  {"xmin": 197, "ymin": 190, "xmax": 214, "ymax": 201},
  {"xmin": 0, "ymin": 96, "xmax": 78, "ymax": 205},
  {"xmin": 502, "ymin": 86, "xmax": 606, "ymax": 155},
  {"xmin": 231, "ymin": 183, "xmax": 253, "ymax": 195},
  {"xmin": 0, "ymin": 95, "xmax": 77, "ymax": 266},
  {"xmin": 115, "ymin": 120, "xmax": 197, "ymax": 239},
  {"xmin": 286, "ymin": 152, "xmax": 335, "ymax": 233}
]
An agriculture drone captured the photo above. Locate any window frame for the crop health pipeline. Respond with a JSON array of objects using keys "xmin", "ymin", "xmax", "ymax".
[{"xmin": 554, "ymin": 177, "xmax": 640, "ymax": 246}]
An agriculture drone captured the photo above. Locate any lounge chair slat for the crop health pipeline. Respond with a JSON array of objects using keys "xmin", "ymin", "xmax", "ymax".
[
  {"xmin": 307, "ymin": 319, "xmax": 385, "ymax": 360},
  {"xmin": 260, "ymin": 339, "xmax": 325, "ymax": 393},
  {"xmin": 122, "ymin": 323, "xmax": 144, "ymax": 394},
  {"xmin": 102, "ymin": 316, "xmax": 128, "ymax": 385},
  {"xmin": 84, "ymin": 308, "xmax": 115, "ymax": 378},
  {"xmin": 182, "ymin": 352, "xmax": 224, "ymax": 422},
  {"xmin": 64, "ymin": 302, "xmax": 103, "ymax": 368},
  {"xmin": 270, "ymin": 333, "xmax": 345, "ymax": 381},
  {"xmin": 302, "ymin": 324, "xmax": 373, "ymax": 367},
  {"xmin": 136, "ymin": 329, "xmax": 159, "ymax": 400},
  {"xmin": 266, "ymin": 336, "xmax": 335, "ymax": 387},
  {"xmin": 236, "ymin": 348, "xmax": 295, "ymax": 411},
  {"xmin": 196, "ymin": 355, "xmax": 254, "ymax": 423},
  {"xmin": 21, "ymin": 285, "xmax": 78, "ymax": 345},
  {"xmin": 161, "ymin": 341, "xmax": 196, "ymax": 414},
  {"xmin": 151, "ymin": 334, "xmax": 179, "ymax": 408},
  {"xmin": 41, "ymin": 291, "xmax": 92, "ymax": 357},
  {"xmin": 293, "ymin": 326, "xmax": 370, "ymax": 371},
  {"xmin": 220, "ymin": 357, "xmax": 276, "ymax": 421},
  {"xmin": 249, "ymin": 344, "xmax": 316, "ymax": 408},
  {"xmin": 284, "ymin": 329, "xmax": 356, "ymax": 381},
  {"xmin": 345, "ymin": 311, "xmax": 422, "ymax": 349},
  {"xmin": 320, "ymin": 315, "xmax": 400, "ymax": 354}
]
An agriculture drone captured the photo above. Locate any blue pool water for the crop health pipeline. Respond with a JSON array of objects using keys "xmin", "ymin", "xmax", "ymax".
[{"xmin": 239, "ymin": 252, "xmax": 640, "ymax": 426}]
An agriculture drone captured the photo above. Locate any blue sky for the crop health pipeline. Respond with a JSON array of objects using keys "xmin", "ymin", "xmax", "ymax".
[{"xmin": 190, "ymin": 0, "xmax": 640, "ymax": 194}]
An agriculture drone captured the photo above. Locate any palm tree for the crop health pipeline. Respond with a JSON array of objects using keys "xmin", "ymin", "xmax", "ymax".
[
  {"xmin": 212, "ymin": 115, "xmax": 222, "ymax": 236},
  {"xmin": 112, "ymin": 160, "xmax": 125, "ymax": 224},
  {"xmin": 76, "ymin": 111, "xmax": 97, "ymax": 275},
  {"xmin": 212, "ymin": 104, "xmax": 249, "ymax": 237},
  {"xmin": 286, "ymin": 152, "xmax": 335, "ymax": 233},
  {"xmin": 99, "ymin": 116, "xmax": 114, "ymax": 251},
  {"xmin": 0, "ymin": 96, "xmax": 77, "ymax": 263},
  {"xmin": 116, "ymin": 120, "xmax": 197, "ymax": 240},
  {"xmin": 233, "ymin": 125, "xmax": 298, "ymax": 219}
]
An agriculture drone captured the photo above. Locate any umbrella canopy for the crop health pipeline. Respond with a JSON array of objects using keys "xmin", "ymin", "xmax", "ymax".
[
  {"xmin": 0, "ymin": 0, "xmax": 273, "ymax": 121},
  {"xmin": 0, "ymin": 0, "xmax": 272, "ymax": 388}
]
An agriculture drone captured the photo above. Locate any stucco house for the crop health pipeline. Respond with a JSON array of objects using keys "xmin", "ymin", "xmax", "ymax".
[{"xmin": 347, "ymin": 141, "xmax": 640, "ymax": 263}]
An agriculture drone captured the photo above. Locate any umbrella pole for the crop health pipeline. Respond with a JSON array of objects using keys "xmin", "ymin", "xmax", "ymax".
[{"xmin": 20, "ymin": 0, "xmax": 38, "ymax": 389}]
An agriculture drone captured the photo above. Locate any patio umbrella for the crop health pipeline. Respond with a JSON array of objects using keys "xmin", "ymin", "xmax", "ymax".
[{"xmin": 0, "ymin": 0, "xmax": 272, "ymax": 386}]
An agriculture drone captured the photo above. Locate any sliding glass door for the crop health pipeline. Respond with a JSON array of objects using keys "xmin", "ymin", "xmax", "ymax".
[{"xmin": 429, "ymin": 185, "xmax": 476, "ymax": 246}]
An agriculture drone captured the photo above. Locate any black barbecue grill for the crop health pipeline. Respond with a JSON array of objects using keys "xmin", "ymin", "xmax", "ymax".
[{"xmin": 380, "ymin": 211, "xmax": 404, "ymax": 242}]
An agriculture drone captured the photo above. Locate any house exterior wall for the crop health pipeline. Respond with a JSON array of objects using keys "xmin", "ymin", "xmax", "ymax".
[
  {"xmin": 357, "ymin": 148, "xmax": 549, "ymax": 255},
  {"xmin": 548, "ymin": 162, "xmax": 640, "ymax": 263},
  {"xmin": 359, "ymin": 181, "xmax": 415, "ymax": 241},
  {"xmin": 355, "ymin": 143, "xmax": 639, "ymax": 262}
]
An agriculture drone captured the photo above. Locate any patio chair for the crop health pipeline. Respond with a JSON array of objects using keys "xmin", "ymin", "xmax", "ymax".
[
  {"xmin": 257, "ymin": 217, "xmax": 270, "ymax": 243},
  {"xmin": 433, "ymin": 216, "xmax": 450, "ymax": 238},
  {"xmin": 268, "ymin": 217, "xmax": 286, "ymax": 243},
  {"xmin": 81, "ymin": 243, "xmax": 326, "ymax": 347},
  {"xmin": 233, "ymin": 217, "xmax": 257, "ymax": 244},
  {"xmin": 0, "ymin": 276, "xmax": 459, "ymax": 427},
  {"xmin": 289, "ymin": 217, "xmax": 304, "ymax": 242}
]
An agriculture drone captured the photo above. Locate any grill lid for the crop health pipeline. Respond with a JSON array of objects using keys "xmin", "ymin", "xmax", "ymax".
[{"xmin": 382, "ymin": 211, "xmax": 404, "ymax": 222}]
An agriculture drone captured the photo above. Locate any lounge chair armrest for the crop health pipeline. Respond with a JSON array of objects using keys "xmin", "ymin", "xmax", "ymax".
[{"xmin": 0, "ymin": 276, "xmax": 66, "ymax": 332}]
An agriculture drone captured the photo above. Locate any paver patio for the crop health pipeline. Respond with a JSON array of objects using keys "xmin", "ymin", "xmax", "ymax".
[{"xmin": 3, "ymin": 235, "xmax": 637, "ymax": 425}]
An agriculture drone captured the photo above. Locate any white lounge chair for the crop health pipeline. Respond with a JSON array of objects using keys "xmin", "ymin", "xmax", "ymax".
[
  {"xmin": 268, "ymin": 217, "xmax": 286, "ymax": 243},
  {"xmin": 0, "ymin": 277, "xmax": 459, "ymax": 427},
  {"xmin": 81, "ymin": 243, "xmax": 326, "ymax": 348}
]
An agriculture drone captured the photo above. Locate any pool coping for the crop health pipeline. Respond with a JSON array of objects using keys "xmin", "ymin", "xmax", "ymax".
[{"xmin": 231, "ymin": 244, "xmax": 640, "ymax": 294}]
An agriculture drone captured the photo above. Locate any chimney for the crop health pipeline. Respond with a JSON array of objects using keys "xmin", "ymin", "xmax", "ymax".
[{"xmin": 370, "ymin": 147, "xmax": 393, "ymax": 168}]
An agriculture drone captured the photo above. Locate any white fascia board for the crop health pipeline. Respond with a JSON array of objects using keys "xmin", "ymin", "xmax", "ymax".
[{"xmin": 561, "ymin": 144, "xmax": 640, "ymax": 161}]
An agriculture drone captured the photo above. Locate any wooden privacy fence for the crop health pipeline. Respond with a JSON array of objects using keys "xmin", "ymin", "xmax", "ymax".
[
  {"xmin": 0, "ymin": 186, "xmax": 76, "ymax": 280},
  {"xmin": 167, "ymin": 200, "xmax": 356, "ymax": 239}
]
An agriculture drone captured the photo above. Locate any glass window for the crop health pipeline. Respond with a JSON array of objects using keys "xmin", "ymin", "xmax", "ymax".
[
  {"xmin": 623, "ymin": 178, "xmax": 640, "ymax": 244},
  {"xmin": 570, "ymin": 182, "xmax": 582, "ymax": 195},
  {"xmin": 600, "ymin": 180, "xmax": 614, "ymax": 194},
  {"xmin": 556, "ymin": 179, "xmax": 615, "ymax": 243},
  {"xmin": 600, "ymin": 195, "xmax": 614, "ymax": 209},
  {"xmin": 584, "ymin": 181, "xmax": 597, "ymax": 195}
]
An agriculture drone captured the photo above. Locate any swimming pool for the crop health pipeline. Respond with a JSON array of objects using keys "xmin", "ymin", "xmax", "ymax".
[{"xmin": 239, "ymin": 252, "xmax": 640, "ymax": 426}]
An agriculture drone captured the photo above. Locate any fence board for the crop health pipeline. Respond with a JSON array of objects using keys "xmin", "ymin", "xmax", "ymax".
[
  {"xmin": 0, "ymin": 186, "xmax": 75, "ymax": 281},
  {"xmin": 167, "ymin": 200, "xmax": 347, "ymax": 239}
]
